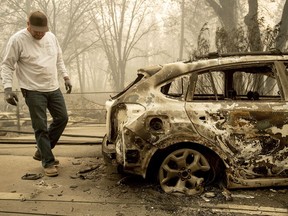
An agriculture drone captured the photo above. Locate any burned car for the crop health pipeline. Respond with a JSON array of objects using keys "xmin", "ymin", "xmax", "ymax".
[{"xmin": 102, "ymin": 52, "xmax": 288, "ymax": 195}]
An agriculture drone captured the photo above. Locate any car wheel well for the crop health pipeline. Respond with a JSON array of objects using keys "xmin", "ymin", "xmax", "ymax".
[{"xmin": 146, "ymin": 142, "xmax": 226, "ymax": 186}]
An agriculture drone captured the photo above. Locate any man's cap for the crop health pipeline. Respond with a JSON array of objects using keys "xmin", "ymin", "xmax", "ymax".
[{"xmin": 28, "ymin": 11, "xmax": 49, "ymax": 32}]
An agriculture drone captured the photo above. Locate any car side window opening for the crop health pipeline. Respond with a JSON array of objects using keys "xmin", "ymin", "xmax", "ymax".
[
  {"xmin": 233, "ymin": 71, "xmax": 280, "ymax": 100},
  {"xmin": 192, "ymin": 71, "xmax": 225, "ymax": 100},
  {"xmin": 190, "ymin": 64, "xmax": 281, "ymax": 101},
  {"xmin": 233, "ymin": 64, "xmax": 281, "ymax": 101},
  {"xmin": 161, "ymin": 76, "xmax": 189, "ymax": 99}
]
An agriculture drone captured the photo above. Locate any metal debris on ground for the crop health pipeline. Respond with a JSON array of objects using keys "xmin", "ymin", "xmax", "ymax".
[
  {"xmin": 72, "ymin": 161, "xmax": 81, "ymax": 165},
  {"xmin": 21, "ymin": 173, "xmax": 43, "ymax": 180},
  {"xmin": 69, "ymin": 163, "xmax": 101, "ymax": 180},
  {"xmin": 78, "ymin": 164, "xmax": 99, "ymax": 174},
  {"xmin": 221, "ymin": 187, "xmax": 233, "ymax": 201},
  {"xmin": 116, "ymin": 176, "xmax": 132, "ymax": 185},
  {"xmin": 70, "ymin": 185, "xmax": 78, "ymax": 189},
  {"xmin": 231, "ymin": 194, "xmax": 255, "ymax": 199}
]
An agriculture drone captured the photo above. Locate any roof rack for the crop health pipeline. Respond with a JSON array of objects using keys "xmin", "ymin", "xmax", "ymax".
[{"xmin": 194, "ymin": 49, "xmax": 288, "ymax": 60}]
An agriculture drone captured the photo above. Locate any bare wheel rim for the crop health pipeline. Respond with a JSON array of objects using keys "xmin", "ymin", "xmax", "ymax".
[{"xmin": 159, "ymin": 148, "xmax": 210, "ymax": 195}]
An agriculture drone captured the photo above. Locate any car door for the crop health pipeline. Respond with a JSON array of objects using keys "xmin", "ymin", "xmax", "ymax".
[{"xmin": 185, "ymin": 62, "xmax": 288, "ymax": 178}]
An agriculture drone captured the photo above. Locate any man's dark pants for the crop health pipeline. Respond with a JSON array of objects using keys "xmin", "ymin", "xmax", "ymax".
[{"xmin": 23, "ymin": 88, "xmax": 68, "ymax": 168}]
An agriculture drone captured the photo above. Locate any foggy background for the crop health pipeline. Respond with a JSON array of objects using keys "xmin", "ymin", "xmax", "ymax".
[{"xmin": 0, "ymin": 0, "xmax": 288, "ymax": 130}]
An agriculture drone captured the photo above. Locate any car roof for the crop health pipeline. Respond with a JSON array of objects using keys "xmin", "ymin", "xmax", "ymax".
[
  {"xmin": 192, "ymin": 50, "xmax": 288, "ymax": 60},
  {"xmin": 141, "ymin": 51, "xmax": 288, "ymax": 83}
]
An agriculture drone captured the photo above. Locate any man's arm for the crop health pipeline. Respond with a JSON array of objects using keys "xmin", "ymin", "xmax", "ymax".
[
  {"xmin": 55, "ymin": 36, "xmax": 68, "ymax": 78},
  {"xmin": 1, "ymin": 36, "xmax": 19, "ymax": 105},
  {"xmin": 1, "ymin": 37, "xmax": 19, "ymax": 89},
  {"xmin": 55, "ymin": 36, "xmax": 72, "ymax": 94}
]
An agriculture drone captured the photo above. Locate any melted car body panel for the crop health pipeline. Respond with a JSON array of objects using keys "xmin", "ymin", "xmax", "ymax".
[{"xmin": 102, "ymin": 53, "xmax": 288, "ymax": 190}]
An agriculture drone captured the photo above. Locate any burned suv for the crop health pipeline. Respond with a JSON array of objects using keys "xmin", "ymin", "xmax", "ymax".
[{"xmin": 102, "ymin": 52, "xmax": 288, "ymax": 195}]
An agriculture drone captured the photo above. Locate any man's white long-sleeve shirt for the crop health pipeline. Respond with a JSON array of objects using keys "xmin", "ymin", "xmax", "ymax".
[{"xmin": 1, "ymin": 29, "xmax": 68, "ymax": 92}]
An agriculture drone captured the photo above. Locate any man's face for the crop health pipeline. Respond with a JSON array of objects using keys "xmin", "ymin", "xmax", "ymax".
[{"xmin": 27, "ymin": 25, "xmax": 46, "ymax": 40}]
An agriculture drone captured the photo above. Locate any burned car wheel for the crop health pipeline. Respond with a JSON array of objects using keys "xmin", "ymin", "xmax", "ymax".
[{"xmin": 158, "ymin": 148, "xmax": 211, "ymax": 195}]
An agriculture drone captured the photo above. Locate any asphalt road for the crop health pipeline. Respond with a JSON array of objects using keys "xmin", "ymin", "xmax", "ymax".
[{"xmin": 0, "ymin": 124, "xmax": 287, "ymax": 216}]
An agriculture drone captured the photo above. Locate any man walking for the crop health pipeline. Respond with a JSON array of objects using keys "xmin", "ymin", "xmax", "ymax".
[{"xmin": 1, "ymin": 11, "xmax": 72, "ymax": 177}]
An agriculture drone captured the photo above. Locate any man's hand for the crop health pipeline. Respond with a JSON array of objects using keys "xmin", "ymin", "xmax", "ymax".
[
  {"xmin": 64, "ymin": 77, "xmax": 72, "ymax": 94},
  {"xmin": 4, "ymin": 88, "xmax": 18, "ymax": 106}
]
